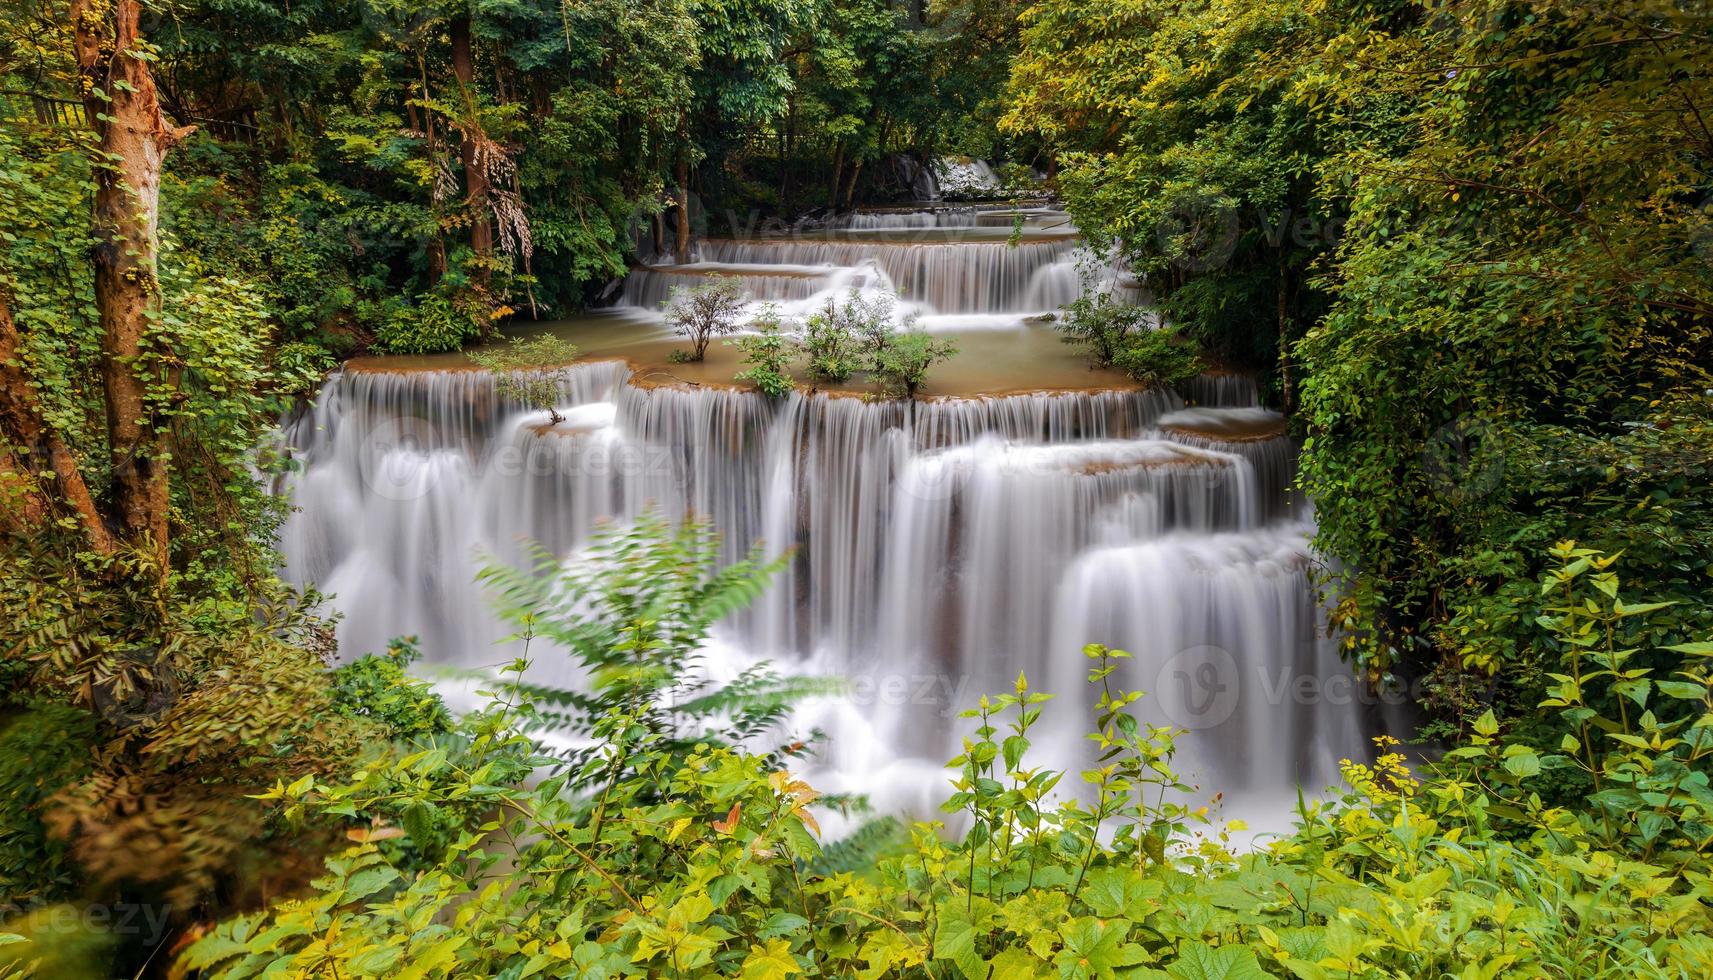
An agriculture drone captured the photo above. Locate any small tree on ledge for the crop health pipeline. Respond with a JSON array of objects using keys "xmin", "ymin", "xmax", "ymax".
[
  {"xmin": 467, "ymin": 335, "xmax": 580, "ymax": 424},
  {"xmin": 664, "ymin": 274, "xmax": 746, "ymax": 361},
  {"xmin": 870, "ymin": 331, "xmax": 958, "ymax": 400}
]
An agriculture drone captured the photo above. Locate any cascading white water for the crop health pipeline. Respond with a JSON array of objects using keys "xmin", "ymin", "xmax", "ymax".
[
  {"xmin": 620, "ymin": 262, "xmax": 835, "ymax": 309},
  {"xmin": 1157, "ymin": 406, "xmax": 1302, "ymax": 519},
  {"xmin": 616, "ymin": 202, "xmax": 1140, "ymax": 335},
  {"xmin": 824, "ymin": 208, "xmax": 975, "ymax": 230},
  {"xmin": 1045, "ymin": 526, "xmax": 1362, "ymax": 804},
  {"xmin": 277, "ymin": 353, "xmax": 1372, "ymax": 828},
  {"xmin": 820, "ymin": 206, "xmax": 1071, "ymax": 232},
  {"xmin": 277, "ymin": 200, "xmax": 1374, "ymax": 828},
  {"xmin": 1021, "ymin": 244, "xmax": 1149, "ymax": 311},
  {"xmin": 690, "ymin": 237, "xmax": 1079, "ymax": 315}
]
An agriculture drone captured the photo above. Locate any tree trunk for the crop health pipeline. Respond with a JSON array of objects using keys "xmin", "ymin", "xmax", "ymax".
[
  {"xmin": 0, "ymin": 291, "xmax": 116, "ymax": 552},
  {"xmin": 1277, "ymin": 258, "xmax": 1294, "ymax": 416},
  {"xmin": 415, "ymin": 59, "xmax": 447, "ymax": 285},
  {"xmin": 673, "ymin": 114, "xmax": 692, "ymax": 263},
  {"xmin": 72, "ymin": 0, "xmax": 194, "ymax": 569},
  {"xmin": 828, "ymin": 143, "xmax": 844, "ymax": 211},
  {"xmin": 844, "ymin": 158, "xmax": 864, "ymax": 209},
  {"xmin": 782, "ymin": 98, "xmax": 796, "ymax": 214},
  {"xmin": 451, "ymin": 14, "xmax": 493, "ymax": 285}
]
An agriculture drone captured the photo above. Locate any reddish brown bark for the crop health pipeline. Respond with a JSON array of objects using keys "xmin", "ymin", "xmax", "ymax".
[
  {"xmin": 0, "ymin": 291, "xmax": 116, "ymax": 552},
  {"xmin": 72, "ymin": 0, "xmax": 194, "ymax": 568},
  {"xmin": 451, "ymin": 14, "xmax": 493, "ymax": 284}
]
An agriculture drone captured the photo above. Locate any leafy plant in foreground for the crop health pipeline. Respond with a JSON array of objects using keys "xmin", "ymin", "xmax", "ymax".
[
  {"xmin": 477, "ymin": 513, "xmax": 827, "ymax": 782},
  {"xmin": 168, "ymin": 544, "xmax": 1713, "ymax": 978}
]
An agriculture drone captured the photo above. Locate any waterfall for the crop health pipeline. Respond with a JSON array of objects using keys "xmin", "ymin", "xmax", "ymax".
[
  {"xmin": 1045, "ymin": 525, "xmax": 1361, "ymax": 802},
  {"xmin": 615, "ymin": 203, "xmax": 1118, "ymax": 325},
  {"xmin": 687, "ymin": 237, "xmax": 1079, "ymax": 315},
  {"xmin": 277, "ymin": 357, "xmax": 1371, "ymax": 827},
  {"xmin": 620, "ymin": 263, "xmax": 834, "ymax": 309}
]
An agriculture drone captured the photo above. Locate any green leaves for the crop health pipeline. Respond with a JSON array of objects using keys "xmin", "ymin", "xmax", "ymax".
[
  {"xmin": 1163, "ymin": 942, "xmax": 1269, "ymax": 980},
  {"xmin": 1053, "ymin": 916, "xmax": 1147, "ymax": 979},
  {"xmin": 1080, "ymin": 867, "xmax": 1162, "ymax": 919},
  {"xmin": 466, "ymin": 335, "xmax": 581, "ymax": 418},
  {"xmin": 738, "ymin": 938, "xmax": 801, "ymax": 979}
]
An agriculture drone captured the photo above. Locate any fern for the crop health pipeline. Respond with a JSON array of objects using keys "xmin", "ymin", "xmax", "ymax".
[
  {"xmin": 809, "ymin": 816, "xmax": 909, "ymax": 877},
  {"xmin": 475, "ymin": 512, "xmax": 828, "ymax": 783}
]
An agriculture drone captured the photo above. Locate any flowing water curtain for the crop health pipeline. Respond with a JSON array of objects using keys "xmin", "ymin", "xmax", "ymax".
[{"xmin": 273, "ymin": 355, "xmax": 1369, "ymax": 823}]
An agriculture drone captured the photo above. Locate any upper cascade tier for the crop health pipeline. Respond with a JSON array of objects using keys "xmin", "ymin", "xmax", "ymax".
[
  {"xmin": 616, "ymin": 205, "xmax": 1139, "ymax": 321},
  {"xmin": 691, "ymin": 236, "xmax": 1079, "ymax": 315}
]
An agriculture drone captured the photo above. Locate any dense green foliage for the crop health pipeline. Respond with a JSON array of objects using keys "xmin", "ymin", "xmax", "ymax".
[
  {"xmin": 141, "ymin": 537, "xmax": 1712, "ymax": 979},
  {"xmin": 1056, "ymin": 294, "xmax": 1202, "ymax": 388},
  {"xmin": 1006, "ymin": 0, "xmax": 1336, "ymax": 396},
  {"xmin": 5, "ymin": 0, "xmax": 1712, "ymax": 974},
  {"xmin": 1008, "ymin": 0, "xmax": 1713, "ymax": 739}
]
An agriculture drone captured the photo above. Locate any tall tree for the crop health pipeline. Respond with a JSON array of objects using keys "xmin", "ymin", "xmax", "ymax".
[
  {"xmin": 450, "ymin": 10, "xmax": 494, "ymax": 284},
  {"xmin": 64, "ymin": 0, "xmax": 193, "ymax": 566}
]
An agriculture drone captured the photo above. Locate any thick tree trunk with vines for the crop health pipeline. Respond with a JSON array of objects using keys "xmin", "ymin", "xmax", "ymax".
[
  {"xmin": 72, "ymin": 0, "xmax": 194, "ymax": 569},
  {"xmin": 451, "ymin": 14, "xmax": 493, "ymax": 286}
]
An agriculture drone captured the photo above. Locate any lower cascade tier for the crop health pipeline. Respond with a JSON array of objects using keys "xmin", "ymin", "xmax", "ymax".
[{"xmin": 277, "ymin": 361, "xmax": 1371, "ymax": 827}]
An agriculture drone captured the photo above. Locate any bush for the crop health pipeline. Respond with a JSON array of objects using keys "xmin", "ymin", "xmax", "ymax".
[
  {"xmin": 1056, "ymin": 291, "xmax": 1151, "ymax": 366},
  {"xmin": 0, "ymin": 702, "xmax": 97, "ymax": 907},
  {"xmin": 328, "ymin": 639, "xmax": 453, "ymax": 744},
  {"xmin": 730, "ymin": 305, "xmax": 797, "ymax": 398},
  {"xmin": 465, "ymin": 334, "xmax": 580, "ymax": 423},
  {"xmin": 869, "ymin": 330, "xmax": 958, "ymax": 400},
  {"xmin": 1112, "ymin": 324, "xmax": 1202, "ymax": 388},
  {"xmin": 0, "ymin": 548, "xmax": 380, "ymax": 912},
  {"xmin": 663, "ymin": 275, "xmax": 746, "ymax": 361},
  {"xmin": 373, "ymin": 292, "xmax": 483, "ymax": 355},
  {"xmin": 798, "ymin": 292, "xmax": 890, "ymax": 383}
]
